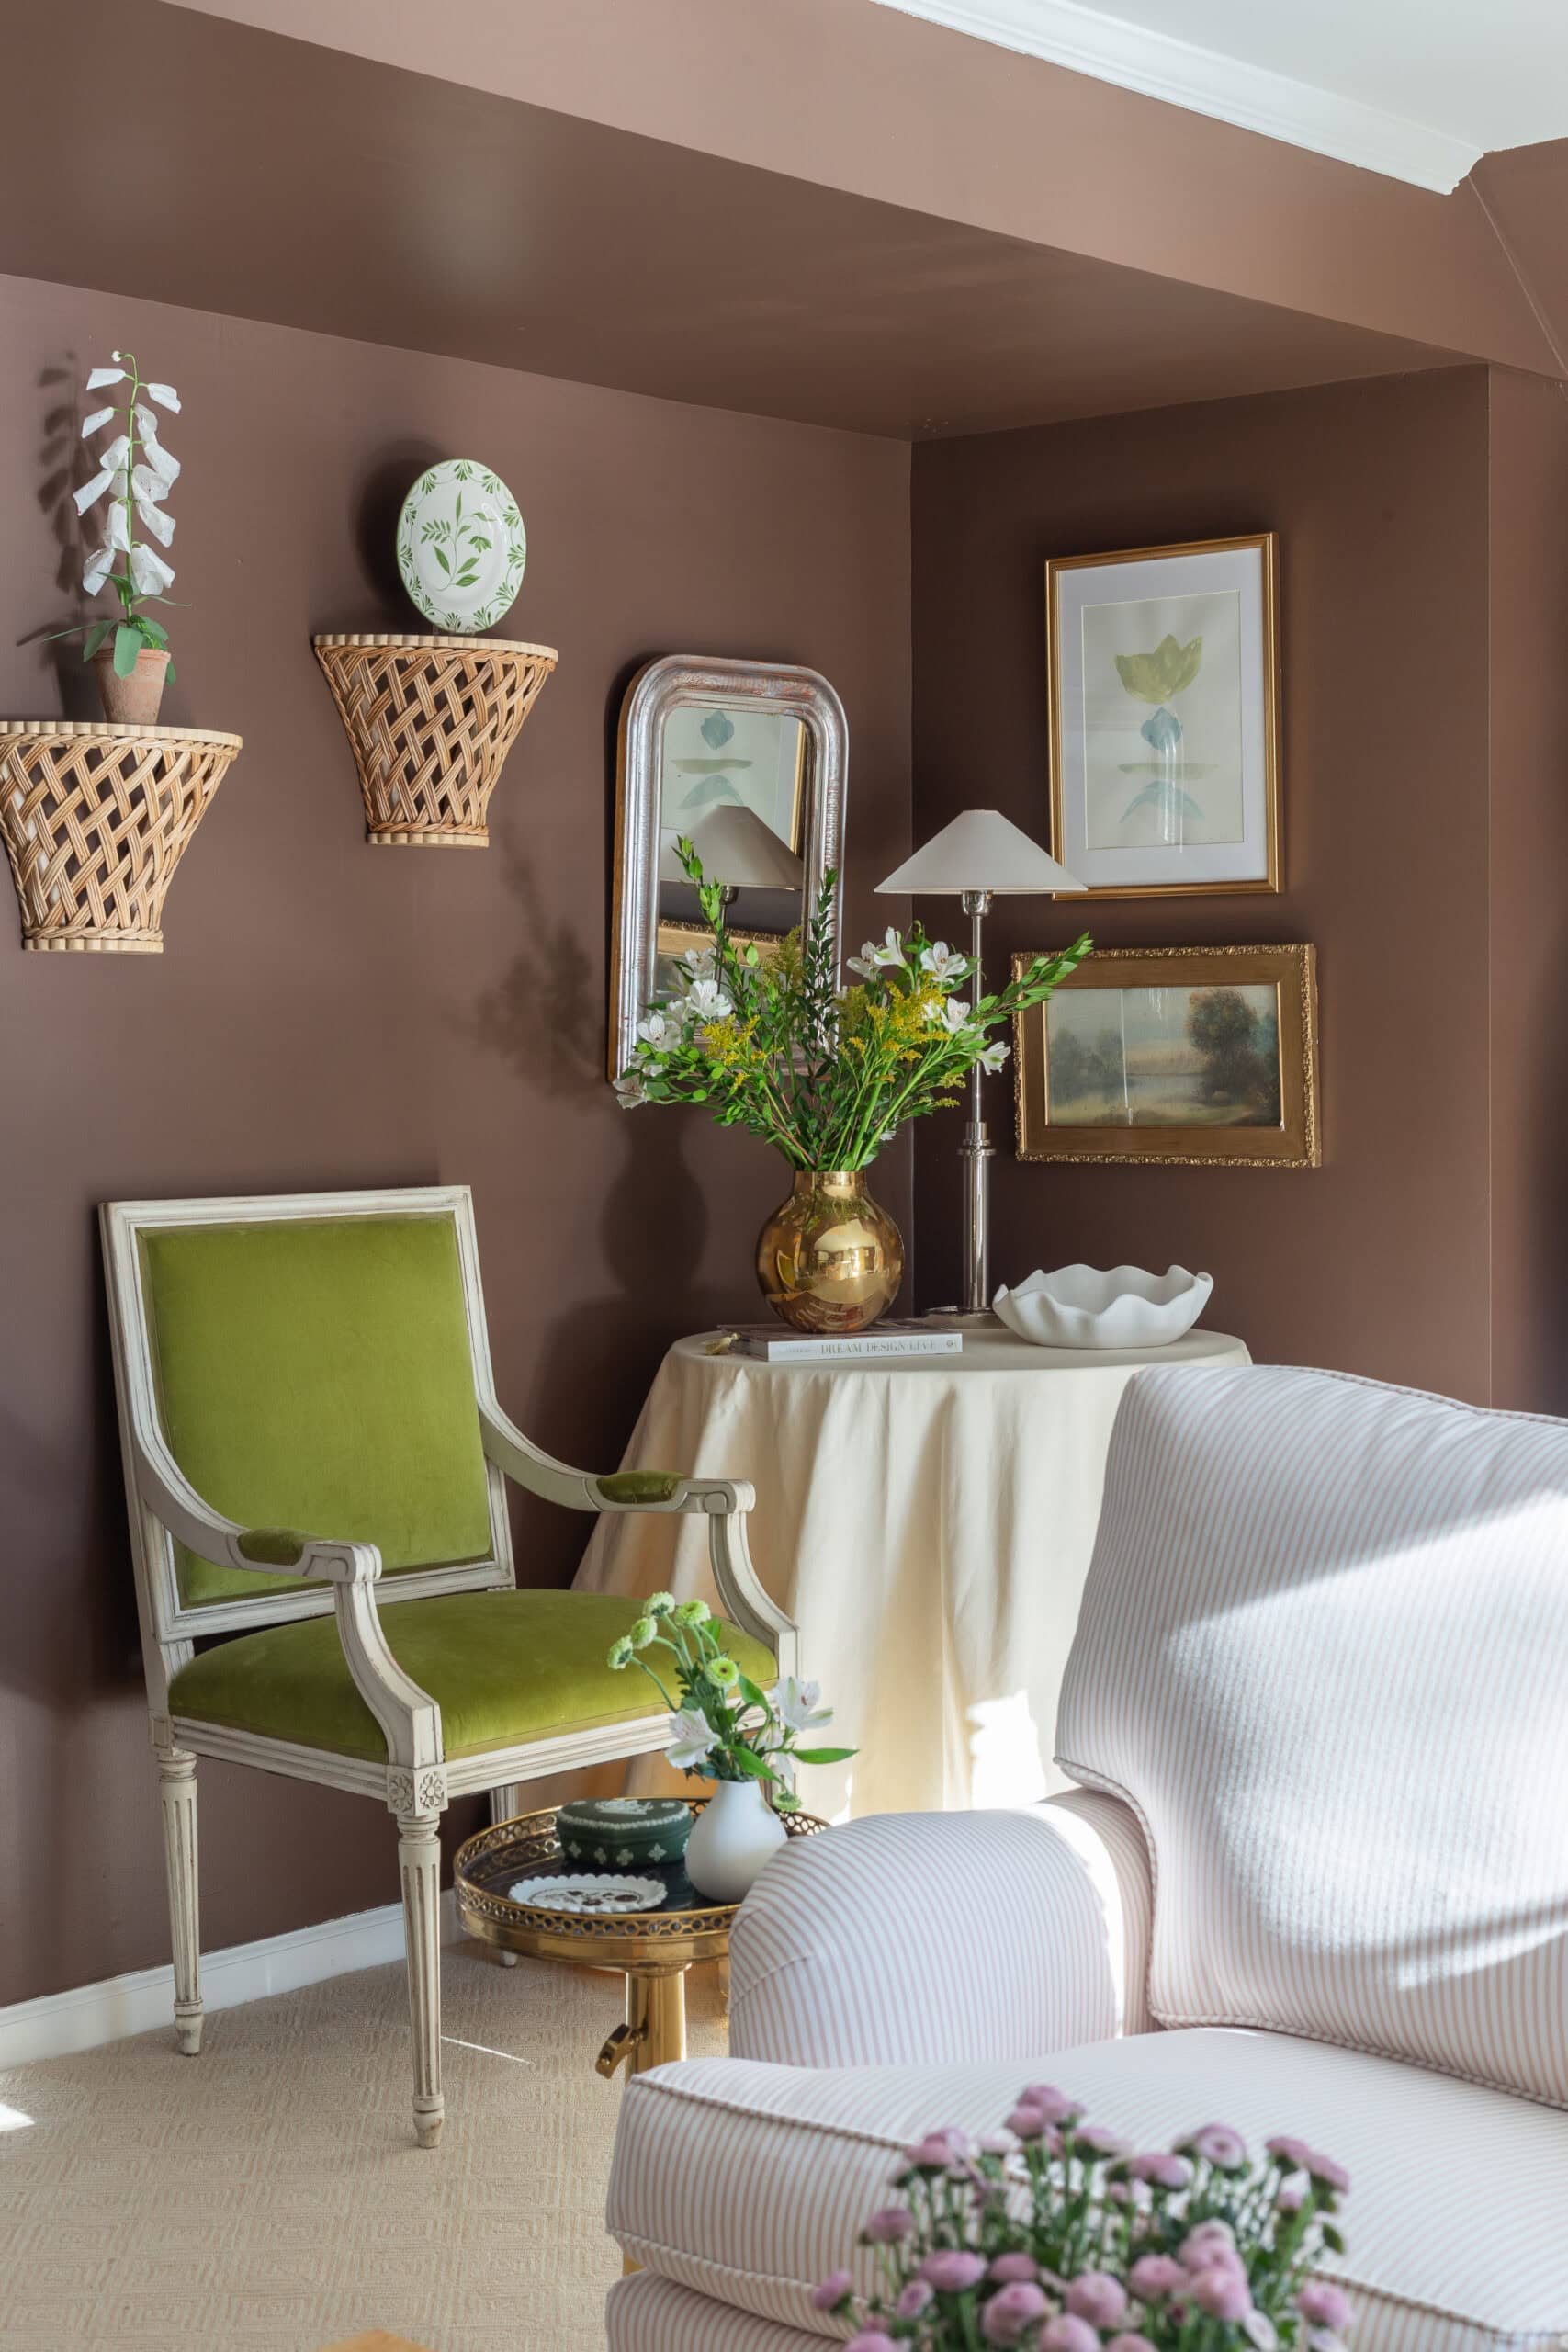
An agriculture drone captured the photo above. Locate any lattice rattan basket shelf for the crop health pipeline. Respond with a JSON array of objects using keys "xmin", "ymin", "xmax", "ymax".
[
  {"xmin": 0, "ymin": 720, "xmax": 241, "ymax": 954},
  {"xmin": 312, "ymin": 632, "xmax": 557, "ymax": 847}
]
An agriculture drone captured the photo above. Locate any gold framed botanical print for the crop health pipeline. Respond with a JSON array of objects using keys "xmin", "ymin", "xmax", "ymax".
[
  {"xmin": 1045, "ymin": 533, "xmax": 1280, "ymax": 898},
  {"xmin": 1013, "ymin": 944, "xmax": 1318, "ymax": 1167}
]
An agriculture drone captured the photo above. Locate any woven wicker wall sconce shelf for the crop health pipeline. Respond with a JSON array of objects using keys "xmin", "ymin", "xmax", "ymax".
[
  {"xmin": 312, "ymin": 633, "xmax": 558, "ymax": 847},
  {"xmin": 0, "ymin": 720, "xmax": 241, "ymax": 954}
]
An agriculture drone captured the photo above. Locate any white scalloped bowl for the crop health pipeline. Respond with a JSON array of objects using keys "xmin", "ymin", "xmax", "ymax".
[{"xmin": 993, "ymin": 1263, "xmax": 1213, "ymax": 1351}]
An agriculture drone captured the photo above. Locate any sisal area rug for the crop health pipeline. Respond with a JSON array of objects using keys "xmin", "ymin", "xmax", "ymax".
[{"xmin": 0, "ymin": 1943, "xmax": 727, "ymax": 2350}]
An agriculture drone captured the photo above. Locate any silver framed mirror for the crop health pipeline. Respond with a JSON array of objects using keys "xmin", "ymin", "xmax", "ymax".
[{"xmin": 608, "ymin": 656, "xmax": 848, "ymax": 1080}]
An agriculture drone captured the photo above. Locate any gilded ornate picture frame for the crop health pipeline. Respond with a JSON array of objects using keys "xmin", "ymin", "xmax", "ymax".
[
  {"xmin": 1013, "ymin": 944, "xmax": 1318, "ymax": 1166},
  {"xmin": 1046, "ymin": 533, "xmax": 1280, "ymax": 899},
  {"xmin": 653, "ymin": 917, "xmax": 783, "ymax": 999}
]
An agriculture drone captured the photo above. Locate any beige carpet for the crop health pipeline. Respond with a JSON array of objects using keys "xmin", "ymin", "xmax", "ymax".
[{"xmin": 0, "ymin": 1942, "xmax": 727, "ymax": 2352}]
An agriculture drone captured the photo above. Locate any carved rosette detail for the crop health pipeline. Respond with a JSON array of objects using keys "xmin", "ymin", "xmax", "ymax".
[{"xmin": 388, "ymin": 1765, "xmax": 448, "ymax": 1815}]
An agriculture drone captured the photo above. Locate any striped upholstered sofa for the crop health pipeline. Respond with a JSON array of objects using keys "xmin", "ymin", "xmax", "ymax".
[{"xmin": 606, "ymin": 1363, "xmax": 1568, "ymax": 2351}]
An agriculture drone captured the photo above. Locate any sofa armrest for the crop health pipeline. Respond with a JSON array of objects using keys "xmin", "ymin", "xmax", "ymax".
[{"xmin": 729, "ymin": 1792, "xmax": 1154, "ymax": 2069}]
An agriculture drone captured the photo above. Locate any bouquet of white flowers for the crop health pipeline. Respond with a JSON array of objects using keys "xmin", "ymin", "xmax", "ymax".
[{"xmin": 607, "ymin": 1592, "xmax": 852, "ymax": 1806}]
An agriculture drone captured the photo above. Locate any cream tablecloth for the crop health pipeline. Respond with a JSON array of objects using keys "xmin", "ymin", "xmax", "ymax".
[{"xmin": 574, "ymin": 1327, "xmax": 1250, "ymax": 1817}]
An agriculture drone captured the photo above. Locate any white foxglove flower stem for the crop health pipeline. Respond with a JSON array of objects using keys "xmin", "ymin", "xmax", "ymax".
[
  {"xmin": 72, "ymin": 468, "xmax": 115, "ymax": 517},
  {"xmin": 130, "ymin": 544, "xmax": 175, "ymax": 595},
  {"xmin": 64, "ymin": 349, "xmax": 182, "ymax": 678}
]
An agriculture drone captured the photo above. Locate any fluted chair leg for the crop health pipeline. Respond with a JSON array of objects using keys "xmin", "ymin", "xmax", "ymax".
[
  {"xmin": 156, "ymin": 1745, "xmax": 203, "ymax": 2055},
  {"xmin": 398, "ymin": 1805, "xmax": 445, "ymax": 2147}
]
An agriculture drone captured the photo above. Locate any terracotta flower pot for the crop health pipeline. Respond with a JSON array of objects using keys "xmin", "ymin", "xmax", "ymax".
[{"xmin": 93, "ymin": 645, "xmax": 169, "ymax": 727}]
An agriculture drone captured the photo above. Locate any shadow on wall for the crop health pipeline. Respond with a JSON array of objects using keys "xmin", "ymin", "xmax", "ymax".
[
  {"xmin": 504, "ymin": 1107, "xmax": 780, "ymax": 1587},
  {"xmin": 458, "ymin": 833, "xmax": 602, "ymax": 1099},
  {"xmin": 28, "ymin": 360, "xmax": 98, "ymax": 720},
  {"xmin": 355, "ymin": 443, "xmax": 447, "ymax": 616}
]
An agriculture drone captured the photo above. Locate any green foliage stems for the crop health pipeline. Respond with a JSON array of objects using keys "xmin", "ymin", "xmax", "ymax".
[
  {"xmin": 624, "ymin": 839, "xmax": 1092, "ymax": 1170},
  {"xmin": 609, "ymin": 1600, "xmax": 853, "ymax": 1804}
]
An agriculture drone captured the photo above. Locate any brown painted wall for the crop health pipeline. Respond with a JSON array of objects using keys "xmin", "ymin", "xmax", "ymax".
[
  {"xmin": 1486, "ymin": 368, "xmax": 1568, "ymax": 1414},
  {"xmin": 909, "ymin": 368, "xmax": 1496, "ymax": 1398},
  {"xmin": 0, "ymin": 272, "xmax": 910, "ymax": 2006}
]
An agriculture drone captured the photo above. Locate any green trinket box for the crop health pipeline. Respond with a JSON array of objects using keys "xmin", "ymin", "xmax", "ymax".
[{"xmin": 557, "ymin": 1796, "xmax": 692, "ymax": 1868}]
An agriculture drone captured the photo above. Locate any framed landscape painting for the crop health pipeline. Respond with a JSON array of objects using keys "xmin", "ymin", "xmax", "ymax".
[
  {"xmin": 1013, "ymin": 944, "xmax": 1318, "ymax": 1167},
  {"xmin": 1046, "ymin": 534, "xmax": 1280, "ymax": 898}
]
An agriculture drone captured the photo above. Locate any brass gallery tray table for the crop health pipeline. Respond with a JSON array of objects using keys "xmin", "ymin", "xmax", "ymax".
[{"xmin": 454, "ymin": 1802, "xmax": 828, "ymax": 2079}]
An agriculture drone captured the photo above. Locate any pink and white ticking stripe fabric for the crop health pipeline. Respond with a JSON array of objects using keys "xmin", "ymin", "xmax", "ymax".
[
  {"xmin": 606, "ymin": 1363, "xmax": 1568, "ymax": 2349},
  {"xmin": 1058, "ymin": 1363, "xmax": 1568, "ymax": 2109},
  {"xmin": 607, "ymin": 2028, "xmax": 1568, "ymax": 2348},
  {"xmin": 729, "ymin": 1793, "xmax": 1154, "ymax": 2070},
  {"xmin": 608, "ymin": 2272, "xmax": 824, "ymax": 2351}
]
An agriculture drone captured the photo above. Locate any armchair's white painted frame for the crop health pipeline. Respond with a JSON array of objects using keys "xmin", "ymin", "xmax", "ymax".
[{"xmin": 101, "ymin": 1183, "xmax": 796, "ymax": 2147}]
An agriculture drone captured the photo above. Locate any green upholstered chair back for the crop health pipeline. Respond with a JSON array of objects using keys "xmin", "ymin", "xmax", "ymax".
[{"xmin": 104, "ymin": 1189, "xmax": 512, "ymax": 1649}]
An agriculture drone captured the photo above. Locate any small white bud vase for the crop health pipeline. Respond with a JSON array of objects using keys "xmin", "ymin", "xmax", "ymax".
[{"xmin": 685, "ymin": 1781, "xmax": 788, "ymax": 1904}]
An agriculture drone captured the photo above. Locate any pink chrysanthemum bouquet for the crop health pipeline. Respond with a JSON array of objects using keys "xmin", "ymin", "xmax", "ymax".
[{"xmin": 815, "ymin": 2090, "xmax": 1354, "ymax": 2351}]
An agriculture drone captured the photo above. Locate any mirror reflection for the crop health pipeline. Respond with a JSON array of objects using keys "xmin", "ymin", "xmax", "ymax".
[{"xmin": 657, "ymin": 707, "xmax": 807, "ymax": 954}]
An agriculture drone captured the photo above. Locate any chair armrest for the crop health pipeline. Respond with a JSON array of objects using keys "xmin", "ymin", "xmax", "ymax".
[
  {"xmin": 134, "ymin": 1428, "xmax": 442, "ymax": 1774},
  {"xmin": 479, "ymin": 1398, "xmax": 736, "ymax": 1520},
  {"xmin": 479, "ymin": 1400, "xmax": 799, "ymax": 1682},
  {"xmin": 136, "ymin": 1429, "xmax": 379, "ymax": 1588},
  {"xmin": 729, "ymin": 1793, "xmax": 1154, "ymax": 2070}
]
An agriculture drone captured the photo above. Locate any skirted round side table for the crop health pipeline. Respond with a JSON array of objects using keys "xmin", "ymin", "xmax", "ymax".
[
  {"xmin": 575, "ymin": 1326, "xmax": 1251, "ymax": 1817},
  {"xmin": 454, "ymin": 1802, "xmax": 827, "ymax": 2080}
]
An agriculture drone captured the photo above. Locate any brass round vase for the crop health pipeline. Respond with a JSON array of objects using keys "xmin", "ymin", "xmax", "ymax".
[{"xmin": 756, "ymin": 1170, "xmax": 904, "ymax": 1333}]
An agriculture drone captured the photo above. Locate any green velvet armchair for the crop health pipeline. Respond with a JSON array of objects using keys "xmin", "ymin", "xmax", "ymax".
[{"xmin": 101, "ymin": 1184, "xmax": 795, "ymax": 2148}]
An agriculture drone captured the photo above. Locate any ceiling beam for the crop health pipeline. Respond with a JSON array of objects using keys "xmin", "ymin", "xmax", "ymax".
[{"xmin": 158, "ymin": 0, "xmax": 1562, "ymax": 379}]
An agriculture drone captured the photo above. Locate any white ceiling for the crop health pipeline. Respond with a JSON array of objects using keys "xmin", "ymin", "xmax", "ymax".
[{"xmin": 871, "ymin": 0, "xmax": 1568, "ymax": 191}]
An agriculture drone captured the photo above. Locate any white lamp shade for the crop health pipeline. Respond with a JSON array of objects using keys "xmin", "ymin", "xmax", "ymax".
[
  {"xmin": 876, "ymin": 808, "xmax": 1083, "ymax": 895},
  {"xmin": 663, "ymin": 804, "xmax": 805, "ymax": 891}
]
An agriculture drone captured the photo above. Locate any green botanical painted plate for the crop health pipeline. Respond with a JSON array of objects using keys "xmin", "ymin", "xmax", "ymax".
[{"xmin": 397, "ymin": 458, "xmax": 526, "ymax": 633}]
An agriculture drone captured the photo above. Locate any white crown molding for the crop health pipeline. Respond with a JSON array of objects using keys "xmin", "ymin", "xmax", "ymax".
[
  {"xmin": 0, "ymin": 1893, "xmax": 461, "ymax": 2073},
  {"xmin": 869, "ymin": 0, "xmax": 1481, "ymax": 193}
]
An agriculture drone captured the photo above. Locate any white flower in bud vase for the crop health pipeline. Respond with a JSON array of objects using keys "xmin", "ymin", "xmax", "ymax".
[
  {"xmin": 919, "ymin": 940, "xmax": 968, "ymax": 982},
  {"xmin": 607, "ymin": 1604, "xmax": 856, "ymax": 1815},
  {"xmin": 613, "ymin": 1070, "xmax": 649, "ymax": 1109},
  {"xmin": 846, "ymin": 938, "xmax": 883, "ymax": 979},
  {"xmin": 928, "ymin": 997, "xmax": 973, "ymax": 1034},
  {"xmin": 871, "ymin": 927, "xmax": 907, "ymax": 969},
  {"xmin": 773, "ymin": 1677, "xmax": 833, "ymax": 1734},
  {"xmin": 665, "ymin": 1706, "xmax": 717, "ymax": 1770},
  {"xmin": 50, "ymin": 349, "xmax": 184, "ymax": 710},
  {"xmin": 978, "ymin": 1039, "xmax": 1010, "ymax": 1072}
]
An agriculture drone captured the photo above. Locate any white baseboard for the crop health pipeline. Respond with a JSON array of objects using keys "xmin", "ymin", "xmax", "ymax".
[{"xmin": 0, "ymin": 1890, "xmax": 461, "ymax": 2072}]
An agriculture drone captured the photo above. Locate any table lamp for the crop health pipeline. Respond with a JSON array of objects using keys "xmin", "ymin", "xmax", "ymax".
[
  {"xmin": 658, "ymin": 803, "xmax": 805, "ymax": 905},
  {"xmin": 876, "ymin": 809, "xmax": 1083, "ymax": 1319}
]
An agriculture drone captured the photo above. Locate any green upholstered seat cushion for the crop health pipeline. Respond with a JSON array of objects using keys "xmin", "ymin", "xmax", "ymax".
[
  {"xmin": 138, "ymin": 1213, "xmax": 494, "ymax": 1609},
  {"xmin": 168, "ymin": 1589, "xmax": 776, "ymax": 1762}
]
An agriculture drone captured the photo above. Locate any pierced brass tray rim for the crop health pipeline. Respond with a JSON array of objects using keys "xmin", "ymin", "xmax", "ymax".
[{"xmin": 454, "ymin": 1798, "xmax": 826, "ymax": 1948}]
